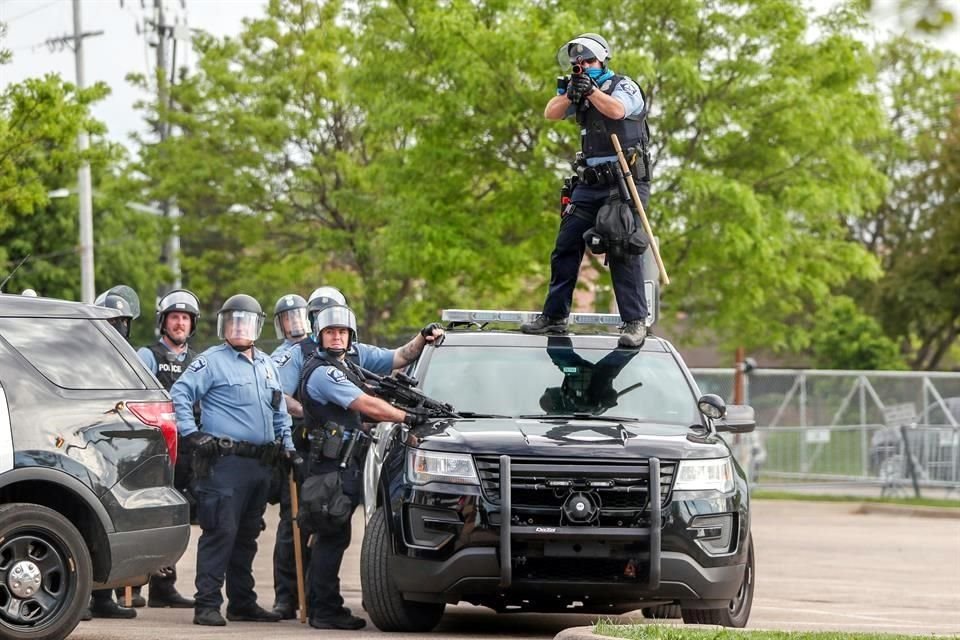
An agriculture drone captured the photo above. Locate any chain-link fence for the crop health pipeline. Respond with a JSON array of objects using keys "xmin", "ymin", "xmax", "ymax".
[{"xmin": 691, "ymin": 368, "xmax": 960, "ymax": 497}]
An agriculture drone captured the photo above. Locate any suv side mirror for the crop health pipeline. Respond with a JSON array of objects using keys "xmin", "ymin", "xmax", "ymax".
[
  {"xmin": 697, "ymin": 394, "xmax": 756, "ymax": 433},
  {"xmin": 716, "ymin": 405, "xmax": 756, "ymax": 433}
]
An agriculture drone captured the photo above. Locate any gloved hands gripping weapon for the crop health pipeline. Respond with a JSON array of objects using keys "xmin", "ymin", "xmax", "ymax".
[{"xmin": 356, "ymin": 367, "xmax": 460, "ymax": 422}]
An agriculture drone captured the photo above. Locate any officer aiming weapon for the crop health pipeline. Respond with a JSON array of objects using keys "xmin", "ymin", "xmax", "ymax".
[
  {"xmin": 610, "ymin": 133, "xmax": 669, "ymax": 285},
  {"xmin": 358, "ymin": 367, "xmax": 460, "ymax": 420}
]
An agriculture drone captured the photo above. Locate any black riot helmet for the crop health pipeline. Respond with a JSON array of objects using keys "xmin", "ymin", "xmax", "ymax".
[
  {"xmin": 217, "ymin": 294, "xmax": 265, "ymax": 346},
  {"xmin": 557, "ymin": 33, "xmax": 612, "ymax": 68},
  {"xmin": 157, "ymin": 288, "xmax": 200, "ymax": 341},
  {"xmin": 273, "ymin": 293, "xmax": 309, "ymax": 340},
  {"xmin": 94, "ymin": 285, "xmax": 141, "ymax": 339},
  {"xmin": 313, "ymin": 304, "xmax": 358, "ymax": 357},
  {"xmin": 306, "ymin": 286, "xmax": 348, "ymax": 326}
]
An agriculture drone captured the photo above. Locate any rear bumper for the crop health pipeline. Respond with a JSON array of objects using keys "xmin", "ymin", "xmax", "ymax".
[{"xmin": 95, "ymin": 523, "xmax": 191, "ymax": 588}]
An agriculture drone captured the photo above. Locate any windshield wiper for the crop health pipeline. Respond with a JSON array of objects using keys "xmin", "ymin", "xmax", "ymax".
[
  {"xmin": 517, "ymin": 413, "xmax": 639, "ymax": 422},
  {"xmin": 456, "ymin": 411, "xmax": 513, "ymax": 419}
]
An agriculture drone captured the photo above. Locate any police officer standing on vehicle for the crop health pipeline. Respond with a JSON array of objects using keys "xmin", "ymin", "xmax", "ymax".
[
  {"xmin": 170, "ymin": 294, "xmax": 297, "ymax": 626},
  {"xmin": 132, "ymin": 289, "xmax": 201, "ymax": 609},
  {"xmin": 86, "ymin": 286, "xmax": 142, "ymax": 619},
  {"xmin": 299, "ymin": 304, "xmax": 442, "ymax": 630},
  {"xmin": 267, "ymin": 292, "xmax": 311, "ymax": 619},
  {"xmin": 521, "ymin": 33, "xmax": 651, "ymax": 348}
]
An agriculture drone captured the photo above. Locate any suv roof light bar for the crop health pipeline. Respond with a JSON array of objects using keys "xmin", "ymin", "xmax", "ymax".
[{"xmin": 442, "ymin": 309, "xmax": 624, "ymax": 326}]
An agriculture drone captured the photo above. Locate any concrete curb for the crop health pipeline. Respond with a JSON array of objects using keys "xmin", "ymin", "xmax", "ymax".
[
  {"xmin": 853, "ymin": 502, "xmax": 960, "ymax": 519},
  {"xmin": 554, "ymin": 626, "xmax": 613, "ymax": 640}
]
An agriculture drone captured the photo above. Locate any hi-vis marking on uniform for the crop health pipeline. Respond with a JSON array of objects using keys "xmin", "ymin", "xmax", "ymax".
[{"xmin": 0, "ymin": 387, "xmax": 13, "ymax": 473}]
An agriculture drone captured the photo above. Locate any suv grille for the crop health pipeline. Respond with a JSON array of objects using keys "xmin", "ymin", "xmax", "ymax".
[{"xmin": 475, "ymin": 456, "xmax": 676, "ymax": 527}]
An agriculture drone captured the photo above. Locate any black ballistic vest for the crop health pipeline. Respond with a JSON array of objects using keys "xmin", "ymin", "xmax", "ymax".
[
  {"xmin": 578, "ymin": 74, "xmax": 649, "ymax": 159},
  {"xmin": 298, "ymin": 347, "xmax": 364, "ymax": 434},
  {"xmin": 147, "ymin": 342, "xmax": 197, "ymax": 390}
]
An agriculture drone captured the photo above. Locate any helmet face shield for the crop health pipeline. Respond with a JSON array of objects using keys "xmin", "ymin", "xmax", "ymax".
[
  {"xmin": 557, "ymin": 35, "xmax": 610, "ymax": 68},
  {"xmin": 218, "ymin": 310, "xmax": 264, "ymax": 344},
  {"xmin": 159, "ymin": 290, "xmax": 200, "ymax": 316},
  {"xmin": 274, "ymin": 307, "xmax": 310, "ymax": 340},
  {"xmin": 94, "ymin": 285, "xmax": 141, "ymax": 320},
  {"xmin": 313, "ymin": 305, "xmax": 358, "ymax": 350}
]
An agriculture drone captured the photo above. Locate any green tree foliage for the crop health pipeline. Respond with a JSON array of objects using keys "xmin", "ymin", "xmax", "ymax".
[
  {"xmin": 809, "ymin": 296, "xmax": 906, "ymax": 369},
  {"xmin": 0, "ymin": 29, "xmax": 168, "ymax": 342},
  {"xmin": 135, "ymin": 0, "xmax": 888, "ymax": 347},
  {"xmin": 850, "ymin": 38, "xmax": 960, "ymax": 369}
]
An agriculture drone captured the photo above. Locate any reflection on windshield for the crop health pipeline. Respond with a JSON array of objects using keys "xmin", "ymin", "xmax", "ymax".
[{"xmin": 420, "ymin": 340, "xmax": 697, "ymax": 425}]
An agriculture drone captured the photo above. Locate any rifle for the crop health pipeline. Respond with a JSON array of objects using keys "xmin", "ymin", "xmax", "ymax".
[{"xmin": 357, "ymin": 367, "xmax": 460, "ymax": 419}]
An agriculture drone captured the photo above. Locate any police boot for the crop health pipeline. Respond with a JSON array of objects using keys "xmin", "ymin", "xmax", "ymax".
[
  {"xmin": 89, "ymin": 595, "xmax": 137, "ymax": 619},
  {"xmin": 114, "ymin": 586, "xmax": 146, "ymax": 608},
  {"xmin": 226, "ymin": 603, "xmax": 282, "ymax": 622},
  {"xmin": 618, "ymin": 320, "xmax": 647, "ymax": 348},
  {"xmin": 147, "ymin": 567, "xmax": 194, "ymax": 608},
  {"xmin": 520, "ymin": 314, "xmax": 568, "ymax": 335},
  {"xmin": 193, "ymin": 607, "xmax": 227, "ymax": 626},
  {"xmin": 308, "ymin": 610, "xmax": 366, "ymax": 630},
  {"xmin": 271, "ymin": 601, "xmax": 297, "ymax": 620}
]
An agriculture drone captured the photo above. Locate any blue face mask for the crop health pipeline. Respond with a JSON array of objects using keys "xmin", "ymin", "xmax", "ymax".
[{"xmin": 586, "ymin": 67, "xmax": 614, "ymax": 84}]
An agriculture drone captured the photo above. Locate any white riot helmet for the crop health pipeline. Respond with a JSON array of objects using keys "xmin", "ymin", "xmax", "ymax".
[
  {"xmin": 313, "ymin": 304, "xmax": 358, "ymax": 356},
  {"xmin": 307, "ymin": 286, "xmax": 348, "ymax": 326},
  {"xmin": 273, "ymin": 293, "xmax": 309, "ymax": 340},
  {"xmin": 216, "ymin": 294, "xmax": 265, "ymax": 346},
  {"xmin": 557, "ymin": 33, "xmax": 612, "ymax": 68}
]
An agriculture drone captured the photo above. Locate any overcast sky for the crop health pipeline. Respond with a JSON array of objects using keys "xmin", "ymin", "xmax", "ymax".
[{"xmin": 2, "ymin": 0, "xmax": 957, "ymax": 147}]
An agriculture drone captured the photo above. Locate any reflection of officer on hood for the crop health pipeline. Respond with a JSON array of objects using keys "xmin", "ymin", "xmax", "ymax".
[{"xmin": 539, "ymin": 336, "xmax": 639, "ymax": 414}]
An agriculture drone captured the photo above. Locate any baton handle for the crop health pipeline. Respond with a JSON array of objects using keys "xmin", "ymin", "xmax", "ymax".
[{"xmin": 289, "ymin": 471, "xmax": 308, "ymax": 623}]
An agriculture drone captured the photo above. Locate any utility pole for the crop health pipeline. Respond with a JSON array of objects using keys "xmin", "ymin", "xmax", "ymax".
[
  {"xmin": 151, "ymin": 0, "xmax": 182, "ymax": 290},
  {"xmin": 71, "ymin": 0, "xmax": 103, "ymax": 303}
]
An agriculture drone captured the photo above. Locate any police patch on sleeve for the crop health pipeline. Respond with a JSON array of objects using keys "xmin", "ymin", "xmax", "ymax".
[
  {"xmin": 187, "ymin": 356, "xmax": 207, "ymax": 373},
  {"xmin": 326, "ymin": 367, "xmax": 349, "ymax": 385},
  {"xmin": 274, "ymin": 352, "xmax": 293, "ymax": 368},
  {"xmin": 620, "ymin": 80, "xmax": 639, "ymax": 96}
]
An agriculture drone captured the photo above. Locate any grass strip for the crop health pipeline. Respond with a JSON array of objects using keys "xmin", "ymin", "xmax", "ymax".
[
  {"xmin": 751, "ymin": 490, "xmax": 960, "ymax": 509},
  {"xmin": 592, "ymin": 622, "xmax": 948, "ymax": 640}
]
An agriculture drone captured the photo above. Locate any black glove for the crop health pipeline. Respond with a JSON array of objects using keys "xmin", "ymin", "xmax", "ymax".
[
  {"xmin": 569, "ymin": 73, "xmax": 594, "ymax": 100},
  {"xmin": 186, "ymin": 431, "xmax": 215, "ymax": 450},
  {"xmin": 403, "ymin": 407, "xmax": 430, "ymax": 427},
  {"xmin": 566, "ymin": 78, "xmax": 583, "ymax": 103},
  {"xmin": 283, "ymin": 449, "xmax": 305, "ymax": 481},
  {"xmin": 420, "ymin": 322, "xmax": 444, "ymax": 344}
]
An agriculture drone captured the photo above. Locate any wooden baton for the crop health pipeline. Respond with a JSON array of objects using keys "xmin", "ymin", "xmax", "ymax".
[
  {"xmin": 610, "ymin": 133, "xmax": 670, "ymax": 286},
  {"xmin": 289, "ymin": 470, "xmax": 308, "ymax": 624}
]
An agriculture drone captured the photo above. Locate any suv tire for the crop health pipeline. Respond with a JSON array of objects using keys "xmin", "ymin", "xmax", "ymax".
[
  {"xmin": 0, "ymin": 503, "xmax": 92, "ymax": 640},
  {"xmin": 642, "ymin": 603, "xmax": 681, "ymax": 619},
  {"xmin": 361, "ymin": 507, "xmax": 445, "ymax": 632},
  {"xmin": 681, "ymin": 534, "xmax": 755, "ymax": 627}
]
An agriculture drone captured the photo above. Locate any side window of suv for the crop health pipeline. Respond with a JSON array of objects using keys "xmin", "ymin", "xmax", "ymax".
[{"xmin": 0, "ymin": 317, "xmax": 146, "ymax": 390}]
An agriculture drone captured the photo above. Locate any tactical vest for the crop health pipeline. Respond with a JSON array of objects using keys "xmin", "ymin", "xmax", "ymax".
[
  {"xmin": 147, "ymin": 342, "xmax": 197, "ymax": 390},
  {"xmin": 298, "ymin": 348, "xmax": 364, "ymax": 434},
  {"xmin": 578, "ymin": 74, "xmax": 649, "ymax": 159}
]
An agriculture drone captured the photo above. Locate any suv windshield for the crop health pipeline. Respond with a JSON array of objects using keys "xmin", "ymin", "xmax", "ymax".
[{"xmin": 420, "ymin": 339, "xmax": 698, "ymax": 425}]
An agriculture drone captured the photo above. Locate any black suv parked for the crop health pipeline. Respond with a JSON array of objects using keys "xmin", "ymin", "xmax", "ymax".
[
  {"xmin": 361, "ymin": 312, "xmax": 756, "ymax": 632},
  {"xmin": 0, "ymin": 294, "xmax": 190, "ymax": 640}
]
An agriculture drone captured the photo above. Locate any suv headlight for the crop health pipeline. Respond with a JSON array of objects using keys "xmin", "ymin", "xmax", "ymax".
[
  {"xmin": 407, "ymin": 449, "xmax": 479, "ymax": 486},
  {"xmin": 674, "ymin": 457, "xmax": 734, "ymax": 493}
]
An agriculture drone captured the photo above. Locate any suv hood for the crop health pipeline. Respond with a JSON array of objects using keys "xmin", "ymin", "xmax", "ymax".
[{"xmin": 406, "ymin": 417, "xmax": 728, "ymax": 460}]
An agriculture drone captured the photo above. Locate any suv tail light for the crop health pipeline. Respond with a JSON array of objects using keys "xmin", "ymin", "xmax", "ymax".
[{"xmin": 128, "ymin": 401, "xmax": 179, "ymax": 465}]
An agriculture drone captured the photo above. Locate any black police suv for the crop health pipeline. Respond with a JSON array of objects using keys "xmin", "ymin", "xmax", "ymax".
[
  {"xmin": 0, "ymin": 294, "xmax": 190, "ymax": 640},
  {"xmin": 360, "ymin": 313, "xmax": 756, "ymax": 632}
]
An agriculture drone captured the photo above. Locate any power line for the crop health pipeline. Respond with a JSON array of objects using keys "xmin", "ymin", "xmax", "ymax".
[{"xmin": 3, "ymin": 0, "xmax": 60, "ymax": 24}]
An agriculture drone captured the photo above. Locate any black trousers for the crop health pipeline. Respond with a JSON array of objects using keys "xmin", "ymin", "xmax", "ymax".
[
  {"xmin": 272, "ymin": 472, "xmax": 311, "ymax": 608},
  {"xmin": 306, "ymin": 460, "xmax": 362, "ymax": 618},
  {"xmin": 192, "ymin": 455, "xmax": 272, "ymax": 611},
  {"xmin": 542, "ymin": 181, "xmax": 650, "ymax": 323}
]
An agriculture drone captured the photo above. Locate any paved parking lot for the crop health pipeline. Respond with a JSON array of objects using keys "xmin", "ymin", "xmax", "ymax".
[{"xmin": 69, "ymin": 500, "xmax": 960, "ymax": 639}]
